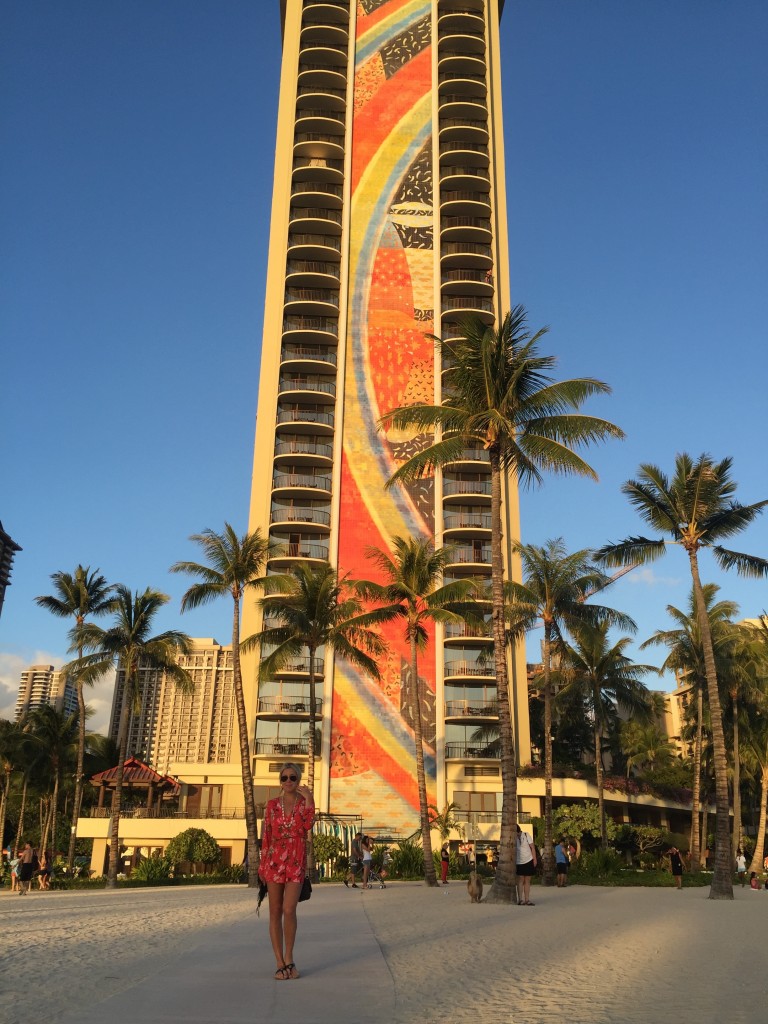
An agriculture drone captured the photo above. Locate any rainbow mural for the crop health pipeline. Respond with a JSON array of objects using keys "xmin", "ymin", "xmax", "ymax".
[{"xmin": 330, "ymin": 0, "xmax": 438, "ymax": 831}]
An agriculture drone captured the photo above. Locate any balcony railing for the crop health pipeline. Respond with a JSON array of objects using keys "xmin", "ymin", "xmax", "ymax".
[
  {"xmin": 443, "ymin": 510, "xmax": 492, "ymax": 530},
  {"xmin": 270, "ymin": 542, "xmax": 330, "ymax": 560},
  {"xmin": 279, "ymin": 377, "xmax": 337, "ymax": 397},
  {"xmin": 444, "ymin": 661, "xmax": 494, "ymax": 677},
  {"xmin": 283, "ymin": 316, "xmax": 339, "ymax": 336},
  {"xmin": 286, "ymin": 259, "xmax": 341, "ymax": 279},
  {"xmin": 443, "ymin": 478, "xmax": 491, "ymax": 496},
  {"xmin": 258, "ymin": 696, "xmax": 323, "ymax": 714},
  {"xmin": 291, "ymin": 181, "xmax": 344, "ymax": 199},
  {"xmin": 441, "ymin": 217, "xmax": 491, "ymax": 232},
  {"xmin": 443, "ymin": 621, "xmax": 492, "ymax": 638},
  {"xmin": 281, "ymin": 344, "xmax": 337, "ymax": 366},
  {"xmin": 89, "ymin": 806, "xmax": 245, "ymax": 819},
  {"xmin": 297, "ymin": 84, "xmax": 347, "ymax": 100},
  {"xmin": 441, "ymin": 241, "xmax": 492, "ymax": 258},
  {"xmin": 255, "ymin": 740, "xmax": 312, "ymax": 756},
  {"xmin": 270, "ymin": 655, "xmax": 326, "ymax": 674},
  {"xmin": 441, "ymin": 268, "xmax": 493, "ymax": 286},
  {"xmin": 270, "ymin": 506, "xmax": 331, "ymax": 527},
  {"xmin": 273, "ymin": 472, "xmax": 332, "ymax": 491},
  {"xmin": 274, "ymin": 439, "xmax": 334, "ymax": 458},
  {"xmin": 276, "ymin": 407, "xmax": 335, "ymax": 427},
  {"xmin": 445, "ymin": 447, "xmax": 490, "ymax": 462},
  {"xmin": 445, "ymin": 699, "xmax": 498, "ymax": 717},
  {"xmin": 442, "ymin": 296, "xmax": 494, "ymax": 314},
  {"xmin": 293, "ymin": 157, "xmax": 345, "ymax": 174},
  {"xmin": 449, "ymin": 545, "xmax": 492, "ymax": 564},
  {"xmin": 440, "ymin": 141, "xmax": 488, "ymax": 155},
  {"xmin": 288, "ymin": 233, "xmax": 342, "ymax": 252},
  {"xmin": 445, "ymin": 744, "xmax": 497, "ymax": 759},
  {"xmin": 285, "ymin": 288, "xmax": 340, "ymax": 306},
  {"xmin": 289, "ymin": 207, "xmax": 343, "ymax": 226},
  {"xmin": 441, "ymin": 190, "xmax": 491, "ymax": 205}
]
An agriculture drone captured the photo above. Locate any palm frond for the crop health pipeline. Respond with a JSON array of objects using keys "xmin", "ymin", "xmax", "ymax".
[
  {"xmin": 594, "ymin": 537, "xmax": 668, "ymax": 567},
  {"xmin": 713, "ymin": 546, "xmax": 768, "ymax": 578}
]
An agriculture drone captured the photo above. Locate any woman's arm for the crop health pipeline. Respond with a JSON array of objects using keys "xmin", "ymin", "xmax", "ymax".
[{"xmin": 298, "ymin": 796, "xmax": 316, "ymax": 831}]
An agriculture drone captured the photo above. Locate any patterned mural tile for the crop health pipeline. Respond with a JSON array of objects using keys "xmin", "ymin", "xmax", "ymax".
[
  {"xmin": 381, "ymin": 15, "xmax": 431, "ymax": 78},
  {"xmin": 354, "ymin": 53, "xmax": 386, "ymax": 115}
]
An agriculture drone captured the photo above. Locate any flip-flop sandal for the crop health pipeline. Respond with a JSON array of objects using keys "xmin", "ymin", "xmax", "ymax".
[
  {"xmin": 286, "ymin": 962, "xmax": 300, "ymax": 979},
  {"xmin": 274, "ymin": 964, "xmax": 290, "ymax": 981},
  {"xmin": 524, "ymin": 901, "xmax": 535, "ymax": 906}
]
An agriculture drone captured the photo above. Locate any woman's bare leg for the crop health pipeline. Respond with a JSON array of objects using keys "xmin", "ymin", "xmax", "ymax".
[
  {"xmin": 282, "ymin": 881, "xmax": 302, "ymax": 976},
  {"xmin": 267, "ymin": 882, "xmax": 287, "ymax": 974}
]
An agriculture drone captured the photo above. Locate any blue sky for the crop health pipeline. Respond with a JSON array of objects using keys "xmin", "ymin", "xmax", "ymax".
[{"xmin": 1, "ymin": 0, "xmax": 766, "ymax": 728}]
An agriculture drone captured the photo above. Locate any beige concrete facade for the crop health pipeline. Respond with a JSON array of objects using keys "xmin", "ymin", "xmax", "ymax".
[{"xmin": 15, "ymin": 663, "xmax": 77, "ymax": 720}]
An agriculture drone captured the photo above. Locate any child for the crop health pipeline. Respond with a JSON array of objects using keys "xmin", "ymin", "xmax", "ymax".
[{"xmin": 749, "ymin": 871, "xmax": 760, "ymax": 890}]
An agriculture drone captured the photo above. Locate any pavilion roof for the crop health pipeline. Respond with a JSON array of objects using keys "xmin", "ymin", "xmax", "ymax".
[{"xmin": 90, "ymin": 756, "xmax": 180, "ymax": 794}]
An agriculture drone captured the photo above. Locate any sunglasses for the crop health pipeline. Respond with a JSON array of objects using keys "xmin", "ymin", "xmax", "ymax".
[{"xmin": 280, "ymin": 775, "xmax": 298, "ymax": 782}]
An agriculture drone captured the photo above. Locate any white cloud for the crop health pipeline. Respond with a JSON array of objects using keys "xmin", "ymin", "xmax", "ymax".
[
  {"xmin": 0, "ymin": 650, "xmax": 115, "ymax": 734},
  {"xmin": 624, "ymin": 567, "xmax": 681, "ymax": 587}
]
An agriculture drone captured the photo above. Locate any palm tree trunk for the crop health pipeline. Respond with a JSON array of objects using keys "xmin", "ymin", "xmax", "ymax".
[
  {"xmin": 50, "ymin": 767, "xmax": 60, "ymax": 858},
  {"xmin": 14, "ymin": 777, "xmax": 28, "ymax": 854},
  {"xmin": 231, "ymin": 594, "xmax": 261, "ymax": 888},
  {"xmin": 731, "ymin": 691, "xmax": 741, "ymax": 858},
  {"xmin": 107, "ymin": 679, "xmax": 131, "ymax": 888},
  {"xmin": 689, "ymin": 551, "xmax": 733, "ymax": 899},
  {"xmin": 689, "ymin": 683, "xmax": 703, "ymax": 870},
  {"xmin": 748, "ymin": 758, "xmax": 768, "ymax": 874},
  {"xmin": 593, "ymin": 683, "xmax": 607, "ymax": 849},
  {"xmin": 40, "ymin": 795, "xmax": 53, "ymax": 858},
  {"xmin": 541, "ymin": 625, "xmax": 555, "ymax": 883},
  {"xmin": 306, "ymin": 647, "xmax": 318, "ymax": 882},
  {"xmin": 0, "ymin": 768, "xmax": 9, "ymax": 859},
  {"xmin": 485, "ymin": 446, "xmax": 518, "ymax": 904},
  {"xmin": 410, "ymin": 634, "xmax": 437, "ymax": 886},
  {"xmin": 68, "ymin": 658, "xmax": 87, "ymax": 871}
]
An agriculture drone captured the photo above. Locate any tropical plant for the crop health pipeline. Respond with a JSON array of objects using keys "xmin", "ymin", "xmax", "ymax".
[
  {"xmin": 165, "ymin": 827, "xmax": 221, "ymax": 871},
  {"xmin": 358, "ymin": 537, "xmax": 478, "ymax": 887},
  {"xmin": 506, "ymin": 541, "xmax": 636, "ymax": 876},
  {"xmin": 247, "ymin": 561, "xmax": 387, "ymax": 879},
  {"xmin": 389, "ymin": 837, "xmax": 425, "ymax": 878},
  {"xmin": 621, "ymin": 722, "xmax": 678, "ymax": 777},
  {"xmin": 380, "ymin": 308, "xmax": 624, "ymax": 903},
  {"xmin": 74, "ymin": 585, "xmax": 192, "ymax": 888},
  {"xmin": 25, "ymin": 705, "xmax": 79, "ymax": 857},
  {"xmin": 313, "ymin": 833, "xmax": 345, "ymax": 870},
  {"xmin": 35, "ymin": 566, "xmax": 114, "ymax": 869},
  {"xmin": 558, "ymin": 621, "xmax": 656, "ymax": 848},
  {"xmin": 552, "ymin": 801, "xmax": 616, "ymax": 847},
  {"xmin": 170, "ymin": 524, "xmax": 270, "ymax": 889},
  {"xmin": 642, "ymin": 585, "xmax": 740, "ymax": 869},
  {"xmin": 131, "ymin": 855, "xmax": 172, "ymax": 883},
  {"xmin": 428, "ymin": 802, "xmax": 466, "ymax": 841},
  {"xmin": 596, "ymin": 453, "xmax": 768, "ymax": 899},
  {"xmin": 0, "ymin": 719, "xmax": 26, "ymax": 855}
]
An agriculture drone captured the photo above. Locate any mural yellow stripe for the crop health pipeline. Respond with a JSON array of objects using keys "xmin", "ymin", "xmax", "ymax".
[
  {"xmin": 356, "ymin": 1, "xmax": 428, "ymax": 56},
  {"xmin": 333, "ymin": 664, "xmax": 419, "ymax": 773}
]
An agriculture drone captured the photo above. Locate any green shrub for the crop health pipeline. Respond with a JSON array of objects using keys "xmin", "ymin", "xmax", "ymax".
[
  {"xmin": 165, "ymin": 828, "xmax": 221, "ymax": 870},
  {"xmin": 572, "ymin": 848, "xmax": 624, "ymax": 879},
  {"xmin": 390, "ymin": 838, "xmax": 424, "ymax": 878},
  {"xmin": 132, "ymin": 856, "xmax": 172, "ymax": 883}
]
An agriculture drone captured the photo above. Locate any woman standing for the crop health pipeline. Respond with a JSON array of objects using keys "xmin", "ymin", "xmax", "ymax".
[
  {"xmin": 515, "ymin": 825, "xmax": 537, "ymax": 906},
  {"xmin": 440, "ymin": 842, "xmax": 450, "ymax": 884},
  {"xmin": 361, "ymin": 835, "xmax": 373, "ymax": 889},
  {"xmin": 259, "ymin": 763, "xmax": 315, "ymax": 980}
]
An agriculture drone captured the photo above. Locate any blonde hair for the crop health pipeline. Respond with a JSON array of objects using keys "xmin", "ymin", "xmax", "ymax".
[{"xmin": 278, "ymin": 762, "xmax": 303, "ymax": 782}]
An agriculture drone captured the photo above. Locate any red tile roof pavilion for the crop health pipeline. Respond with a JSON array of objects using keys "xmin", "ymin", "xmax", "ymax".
[{"xmin": 90, "ymin": 757, "xmax": 180, "ymax": 798}]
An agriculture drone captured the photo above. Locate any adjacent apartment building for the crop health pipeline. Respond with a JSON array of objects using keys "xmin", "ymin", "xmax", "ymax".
[
  {"xmin": 15, "ymin": 664, "xmax": 77, "ymax": 720},
  {"xmin": 0, "ymin": 520, "xmax": 21, "ymax": 621}
]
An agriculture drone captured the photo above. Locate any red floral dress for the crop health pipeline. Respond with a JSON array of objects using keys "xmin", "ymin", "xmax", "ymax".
[{"xmin": 258, "ymin": 795, "xmax": 315, "ymax": 884}]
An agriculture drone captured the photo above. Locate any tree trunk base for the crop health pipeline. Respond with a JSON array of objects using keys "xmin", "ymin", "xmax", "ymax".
[
  {"xmin": 708, "ymin": 885, "xmax": 734, "ymax": 900},
  {"xmin": 483, "ymin": 879, "xmax": 516, "ymax": 904}
]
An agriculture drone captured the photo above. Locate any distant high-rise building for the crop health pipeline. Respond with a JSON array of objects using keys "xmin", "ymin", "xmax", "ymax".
[
  {"xmin": 242, "ymin": 0, "xmax": 530, "ymax": 832},
  {"xmin": 0, "ymin": 520, "xmax": 21, "ymax": 620},
  {"xmin": 108, "ymin": 639, "xmax": 235, "ymax": 773},
  {"xmin": 15, "ymin": 664, "xmax": 77, "ymax": 720}
]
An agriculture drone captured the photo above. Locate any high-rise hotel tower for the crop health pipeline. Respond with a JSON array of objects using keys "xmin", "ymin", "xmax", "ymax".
[{"xmin": 245, "ymin": 0, "xmax": 531, "ymax": 833}]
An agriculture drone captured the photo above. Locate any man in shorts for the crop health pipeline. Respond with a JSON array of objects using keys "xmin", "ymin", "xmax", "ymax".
[
  {"xmin": 555, "ymin": 839, "xmax": 569, "ymax": 887},
  {"xmin": 344, "ymin": 832, "xmax": 364, "ymax": 888}
]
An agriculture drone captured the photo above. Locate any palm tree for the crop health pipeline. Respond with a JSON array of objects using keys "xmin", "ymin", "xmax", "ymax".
[
  {"xmin": 35, "ymin": 566, "xmax": 114, "ymax": 869},
  {"xmin": 504, "ymin": 540, "xmax": 635, "ymax": 879},
  {"xmin": 621, "ymin": 722, "xmax": 678, "ymax": 776},
  {"xmin": 357, "ymin": 537, "xmax": 478, "ymax": 886},
  {"xmin": 75, "ymin": 586, "xmax": 191, "ymax": 887},
  {"xmin": 170, "ymin": 524, "xmax": 270, "ymax": 888},
  {"xmin": 596, "ymin": 453, "xmax": 768, "ymax": 899},
  {"xmin": 0, "ymin": 719, "xmax": 26, "ymax": 854},
  {"xmin": 26, "ymin": 705, "xmax": 79, "ymax": 857},
  {"xmin": 558, "ymin": 622, "xmax": 656, "ymax": 848},
  {"xmin": 244, "ymin": 561, "xmax": 388, "ymax": 879},
  {"xmin": 380, "ymin": 308, "xmax": 624, "ymax": 903},
  {"xmin": 642, "ymin": 585, "xmax": 738, "ymax": 869}
]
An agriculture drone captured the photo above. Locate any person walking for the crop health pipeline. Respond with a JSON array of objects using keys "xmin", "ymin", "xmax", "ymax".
[
  {"xmin": 37, "ymin": 851, "xmax": 52, "ymax": 891},
  {"xmin": 440, "ymin": 842, "xmax": 450, "ymax": 884},
  {"xmin": 736, "ymin": 848, "xmax": 747, "ymax": 887},
  {"xmin": 554, "ymin": 839, "xmax": 569, "ymax": 887},
  {"xmin": 668, "ymin": 846, "xmax": 684, "ymax": 890},
  {"xmin": 344, "ymin": 832, "xmax": 363, "ymax": 888},
  {"xmin": 17, "ymin": 842, "xmax": 38, "ymax": 895},
  {"xmin": 515, "ymin": 825, "xmax": 537, "ymax": 906},
  {"xmin": 258, "ymin": 763, "xmax": 315, "ymax": 980},
  {"xmin": 361, "ymin": 835, "xmax": 373, "ymax": 889},
  {"xmin": 8, "ymin": 848, "xmax": 21, "ymax": 893}
]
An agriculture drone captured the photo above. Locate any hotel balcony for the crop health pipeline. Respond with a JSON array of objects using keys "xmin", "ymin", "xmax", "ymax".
[
  {"xmin": 289, "ymin": 206, "xmax": 343, "ymax": 234},
  {"xmin": 272, "ymin": 655, "xmax": 326, "ymax": 677},
  {"xmin": 438, "ymin": 23, "xmax": 486, "ymax": 57},
  {"xmin": 441, "ymin": 268, "xmax": 493, "ymax": 298},
  {"xmin": 284, "ymin": 286, "xmax": 340, "ymax": 317},
  {"xmin": 445, "ymin": 743, "xmax": 498, "ymax": 761},
  {"xmin": 297, "ymin": 62, "xmax": 347, "ymax": 92},
  {"xmin": 275, "ymin": 405, "xmax": 335, "ymax": 434},
  {"xmin": 443, "ymin": 509, "xmax": 492, "ymax": 536},
  {"xmin": 438, "ymin": 92, "xmax": 488, "ymax": 121},
  {"xmin": 444, "ymin": 660, "xmax": 494, "ymax": 680},
  {"xmin": 441, "ymin": 295, "xmax": 494, "ymax": 323},
  {"xmin": 257, "ymin": 695, "xmax": 323, "ymax": 719},
  {"xmin": 440, "ymin": 216, "xmax": 492, "ymax": 244},
  {"xmin": 273, "ymin": 437, "xmax": 334, "ymax": 464},
  {"xmin": 296, "ymin": 82, "xmax": 347, "ymax": 113},
  {"xmin": 282, "ymin": 314, "xmax": 339, "ymax": 343},
  {"xmin": 293, "ymin": 131, "xmax": 345, "ymax": 161},
  {"xmin": 254, "ymin": 740, "xmax": 314, "ymax": 758},
  {"xmin": 438, "ymin": 8, "xmax": 486, "ymax": 36},
  {"xmin": 440, "ymin": 239, "xmax": 493, "ymax": 270},
  {"xmin": 277, "ymin": 375, "xmax": 337, "ymax": 403},
  {"xmin": 302, "ymin": 0, "xmax": 351, "ymax": 25},
  {"xmin": 440, "ymin": 164, "xmax": 490, "ymax": 192},
  {"xmin": 437, "ymin": 50, "xmax": 486, "ymax": 78},
  {"xmin": 295, "ymin": 107, "xmax": 346, "ymax": 139},
  {"xmin": 446, "ymin": 544, "xmax": 492, "ymax": 568},
  {"xmin": 443, "ymin": 619, "xmax": 492, "ymax": 641},
  {"xmin": 300, "ymin": 22, "xmax": 349, "ymax": 47},
  {"xmin": 286, "ymin": 258, "xmax": 341, "ymax": 289},
  {"xmin": 290, "ymin": 181, "xmax": 344, "ymax": 209},
  {"xmin": 272, "ymin": 470, "xmax": 332, "ymax": 498},
  {"xmin": 297, "ymin": 44, "xmax": 348, "ymax": 69},
  {"xmin": 440, "ymin": 189, "xmax": 491, "ymax": 219},
  {"xmin": 445, "ymin": 699, "xmax": 498, "ymax": 721},
  {"xmin": 438, "ymin": 69, "xmax": 486, "ymax": 98},
  {"xmin": 442, "ymin": 445, "xmax": 490, "ymax": 466},
  {"xmin": 292, "ymin": 156, "xmax": 345, "ymax": 185},
  {"xmin": 439, "ymin": 117, "xmax": 488, "ymax": 146},
  {"xmin": 270, "ymin": 505, "xmax": 331, "ymax": 532},
  {"xmin": 443, "ymin": 475, "xmax": 492, "ymax": 501},
  {"xmin": 281, "ymin": 342, "xmax": 338, "ymax": 371},
  {"xmin": 268, "ymin": 540, "xmax": 330, "ymax": 566},
  {"xmin": 439, "ymin": 140, "xmax": 489, "ymax": 168},
  {"xmin": 287, "ymin": 232, "xmax": 342, "ymax": 261}
]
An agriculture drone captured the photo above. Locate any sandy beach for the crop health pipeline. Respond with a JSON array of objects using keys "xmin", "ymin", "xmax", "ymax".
[{"xmin": 2, "ymin": 881, "xmax": 766, "ymax": 1024}]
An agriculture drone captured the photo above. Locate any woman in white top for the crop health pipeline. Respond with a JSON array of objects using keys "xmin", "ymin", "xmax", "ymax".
[
  {"xmin": 361, "ymin": 836, "xmax": 373, "ymax": 889},
  {"xmin": 515, "ymin": 825, "xmax": 537, "ymax": 905}
]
